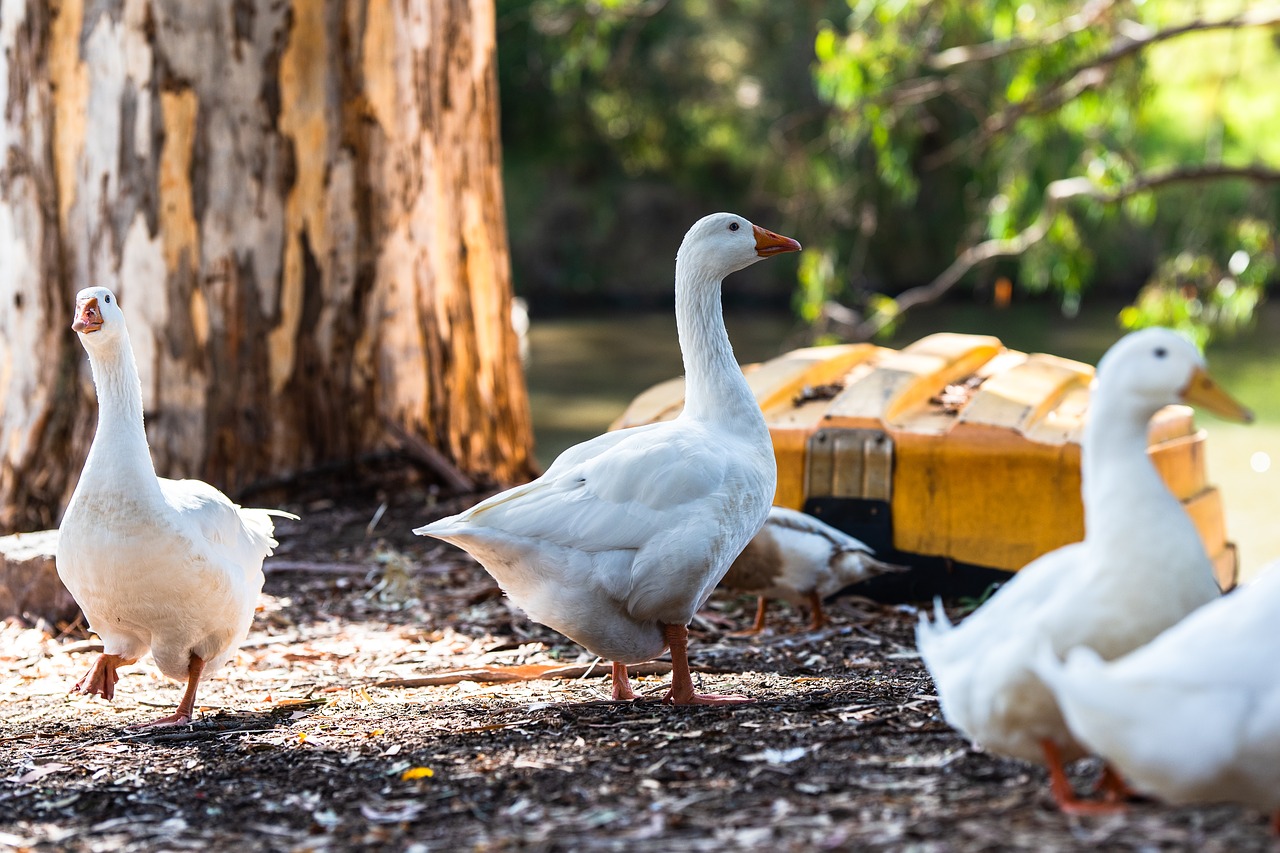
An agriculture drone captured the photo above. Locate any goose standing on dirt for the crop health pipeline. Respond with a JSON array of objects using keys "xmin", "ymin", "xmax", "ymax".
[
  {"xmin": 57, "ymin": 287, "xmax": 294, "ymax": 729},
  {"xmin": 915, "ymin": 328, "xmax": 1252, "ymax": 813},
  {"xmin": 1035, "ymin": 561, "xmax": 1280, "ymax": 834},
  {"xmin": 416, "ymin": 212, "xmax": 800, "ymax": 704},
  {"xmin": 719, "ymin": 505, "xmax": 904, "ymax": 633}
]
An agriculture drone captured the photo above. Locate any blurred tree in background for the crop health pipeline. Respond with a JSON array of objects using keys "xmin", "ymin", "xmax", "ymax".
[{"xmin": 497, "ymin": 0, "xmax": 1280, "ymax": 345}]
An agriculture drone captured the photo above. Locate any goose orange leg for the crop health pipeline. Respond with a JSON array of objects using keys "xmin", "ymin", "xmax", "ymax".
[
  {"xmin": 611, "ymin": 661, "xmax": 635, "ymax": 701},
  {"xmin": 72, "ymin": 653, "xmax": 136, "ymax": 701},
  {"xmin": 661, "ymin": 623, "xmax": 750, "ymax": 706},
  {"xmin": 728, "ymin": 597, "xmax": 769, "ymax": 637},
  {"xmin": 128, "ymin": 655, "xmax": 206, "ymax": 730},
  {"xmin": 1041, "ymin": 739, "xmax": 1127, "ymax": 816},
  {"xmin": 806, "ymin": 591, "xmax": 827, "ymax": 631}
]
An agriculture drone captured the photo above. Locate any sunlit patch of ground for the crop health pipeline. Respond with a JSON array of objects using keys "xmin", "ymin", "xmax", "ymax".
[{"xmin": 0, "ymin": 499, "xmax": 1272, "ymax": 852}]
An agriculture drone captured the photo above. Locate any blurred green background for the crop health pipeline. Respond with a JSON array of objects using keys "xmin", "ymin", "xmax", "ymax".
[{"xmin": 497, "ymin": 0, "xmax": 1279, "ymax": 343}]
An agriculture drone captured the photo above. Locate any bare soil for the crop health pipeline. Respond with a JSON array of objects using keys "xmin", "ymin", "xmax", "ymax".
[{"xmin": 0, "ymin": 491, "xmax": 1273, "ymax": 852}]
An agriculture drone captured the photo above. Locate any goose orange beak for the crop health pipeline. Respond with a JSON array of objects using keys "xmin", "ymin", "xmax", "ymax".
[
  {"xmin": 753, "ymin": 225, "xmax": 801, "ymax": 257},
  {"xmin": 1181, "ymin": 367, "xmax": 1253, "ymax": 423},
  {"xmin": 73, "ymin": 297, "xmax": 103, "ymax": 334}
]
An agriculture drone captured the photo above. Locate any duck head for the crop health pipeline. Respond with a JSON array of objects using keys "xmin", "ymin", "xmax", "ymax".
[
  {"xmin": 1095, "ymin": 327, "xmax": 1253, "ymax": 423},
  {"xmin": 676, "ymin": 212, "xmax": 801, "ymax": 279},
  {"xmin": 72, "ymin": 286, "xmax": 127, "ymax": 349}
]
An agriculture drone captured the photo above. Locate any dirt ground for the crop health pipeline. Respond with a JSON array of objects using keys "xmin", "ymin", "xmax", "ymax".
[{"xmin": 0, "ymin": 487, "xmax": 1274, "ymax": 852}]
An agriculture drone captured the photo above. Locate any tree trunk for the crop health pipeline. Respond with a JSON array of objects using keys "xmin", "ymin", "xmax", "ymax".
[{"xmin": 0, "ymin": 0, "xmax": 533, "ymax": 531}]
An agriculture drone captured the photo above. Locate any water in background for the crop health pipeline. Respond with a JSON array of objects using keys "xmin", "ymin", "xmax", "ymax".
[{"xmin": 525, "ymin": 300, "xmax": 1280, "ymax": 582}]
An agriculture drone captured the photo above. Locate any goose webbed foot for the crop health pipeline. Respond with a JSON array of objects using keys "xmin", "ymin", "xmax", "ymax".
[
  {"xmin": 126, "ymin": 654, "xmax": 206, "ymax": 731},
  {"xmin": 660, "ymin": 623, "xmax": 750, "ymax": 706},
  {"xmin": 71, "ymin": 653, "xmax": 132, "ymax": 701}
]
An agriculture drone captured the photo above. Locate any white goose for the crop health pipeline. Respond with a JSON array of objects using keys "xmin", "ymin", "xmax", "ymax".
[
  {"xmin": 1036, "ymin": 561, "xmax": 1280, "ymax": 834},
  {"xmin": 916, "ymin": 328, "xmax": 1252, "ymax": 812},
  {"xmin": 719, "ymin": 505, "xmax": 904, "ymax": 633},
  {"xmin": 415, "ymin": 212, "xmax": 800, "ymax": 703},
  {"xmin": 57, "ymin": 286, "xmax": 293, "ymax": 728}
]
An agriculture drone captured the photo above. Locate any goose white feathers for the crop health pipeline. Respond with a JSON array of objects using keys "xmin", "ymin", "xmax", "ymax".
[
  {"xmin": 1035, "ymin": 561, "xmax": 1280, "ymax": 832},
  {"xmin": 56, "ymin": 286, "xmax": 293, "ymax": 728},
  {"xmin": 719, "ymin": 505, "xmax": 905, "ymax": 632},
  {"xmin": 915, "ymin": 327, "xmax": 1252, "ymax": 812},
  {"xmin": 415, "ymin": 212, "xmax": 800, "ymax": 704}
]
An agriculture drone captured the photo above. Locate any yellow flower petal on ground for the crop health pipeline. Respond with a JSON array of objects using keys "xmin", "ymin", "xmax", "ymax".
[{"xmin": 401, "ymin": 766, "xmax": 434, "ymax": 781}]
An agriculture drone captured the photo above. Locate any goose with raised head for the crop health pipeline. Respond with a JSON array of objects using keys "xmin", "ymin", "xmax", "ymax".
[
  {"xmin": 57, "ymin": 286, "xmax": 295, "ymax": 729},
  {"xmin": 720, "ymin": 505, "xmax": 905, "ymax": 633},
  {"xmin": 415, "ymin": 212, "xmax": 800, "ymax": 704},
  {"xmin": 1035, "ymin": 560, "xmax": 1280, "ymax": 835},
  {"xmin": 915, "ymin": 328, "xmax": 1252, "ymax": 813}
]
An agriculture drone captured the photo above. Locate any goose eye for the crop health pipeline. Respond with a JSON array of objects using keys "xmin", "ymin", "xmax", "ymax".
[
  {"xmin": 729, "ymin": 222, "xmax": 740, "ymax": 232},
  {"xmin": 1154, "ymin": 347, "xmax": 1166, "ymax": 358},
  {"xmin": 104, "ymin": 295, "xmax": 111, "ymax": 304}
]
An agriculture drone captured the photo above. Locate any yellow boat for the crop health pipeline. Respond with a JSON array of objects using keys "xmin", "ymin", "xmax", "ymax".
[{"xmin": 612, "ymin": 333, "xmax": 1237, "ymax": 599}]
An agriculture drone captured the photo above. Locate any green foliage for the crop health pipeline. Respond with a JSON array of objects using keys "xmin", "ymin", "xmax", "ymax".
[
  {"xmin": 496, "ymin": 0, "xmax": 1279, "ymax": 334},
  {"xmin": 1021, "ymin": 212, "xmax": 1093, "ymax": 316},
  {"xmin": 816, "ymin": 0, "xmax": 1129, "ymax": 323},
  {"xmin": 796, "ymin": 249, "xmax": 837, "ymax": 324},
  {"xmin": 956, "ymin": 581, "xmax": 1003, "ymax": 616},
  {"xmin": 496, "ymin": 0, "xmax": 827, "ymax": 305},
  {"xmin": 500, "ymin": 0, "xmax": 822, "ymax": 182},
  {"xmin": 801, "ymin": 0, "xmax": 1280, "ymax": 338},
  {"xmin": 1121, "ymin": 219, "xmax": 1276, "ymax": 346}
]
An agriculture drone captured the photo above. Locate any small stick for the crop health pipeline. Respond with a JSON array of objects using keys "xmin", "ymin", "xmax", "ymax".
[{"xmin": 372, "ymin": 661, "xmax": 678, "ymax": 689}]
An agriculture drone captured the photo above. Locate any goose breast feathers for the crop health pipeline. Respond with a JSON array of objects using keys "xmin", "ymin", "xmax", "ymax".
[
  {"xmin": 56, "ymin": 285, "xmax": 289, "ymax": 683},
  {"xmin": 916, "ymin": 328, "xmax": 1252, "ymax": 764}
]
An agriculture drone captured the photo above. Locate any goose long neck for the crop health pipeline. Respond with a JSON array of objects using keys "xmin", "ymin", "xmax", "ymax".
[
  {"xmin": 675, "ymin": 262, "xmax": 759, "ymax": 425},
  {"xmin": 1081, "ymin": 391, "xmax": 1164, "ymax": 532},
  {"xmin": 80, "ymin": 332, "xmax": 161, "ymax": 494}
]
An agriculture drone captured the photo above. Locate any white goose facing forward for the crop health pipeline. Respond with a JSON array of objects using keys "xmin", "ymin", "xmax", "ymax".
[
  {"xmin": 57, "ymin": 286, "xmax": 293, "ymax": 728},
  {"xmin": 915, "ymin": 327, "xmax": 1253, "ymax": 812},
  {"xmin": 416, "ymin": 213, "xmax": 800, "ymax": 704}
]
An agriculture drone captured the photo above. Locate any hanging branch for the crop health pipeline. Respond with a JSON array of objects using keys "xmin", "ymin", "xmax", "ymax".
[
  {"xmin": 925, "ymin": 0, "xmax": 1117, "ymax": 70},
  {"xmin": 868, "ymin": 1, "xmax": 1115, "ymax": 113},
  {"xmin": 924, "ymin": 8, "xmax": 1280, "ymax": 169},
  {"xmin": 835, "ymin": 164, "xmax": 1280, "ymax": 341}
]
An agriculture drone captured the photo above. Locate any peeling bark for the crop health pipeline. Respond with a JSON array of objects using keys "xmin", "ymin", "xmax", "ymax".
[
  {"xmin": 0, "ymin": 0, "xmax": 533, "ymax": 530},
  {"xmin": 0, "ymin": 1, "xmax": 85, "ymax": 531}
]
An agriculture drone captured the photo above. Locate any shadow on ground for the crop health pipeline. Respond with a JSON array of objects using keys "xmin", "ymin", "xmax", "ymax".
[{"xmin": 0, "ymin": 495, "xmax": 1271, "ymax": 852}]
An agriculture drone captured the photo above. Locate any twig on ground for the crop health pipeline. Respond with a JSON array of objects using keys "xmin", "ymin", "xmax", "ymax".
[
  {"xmin": 382, "ymin": 418, "xmax": 476, "ymax": 494},
  {"xmin": 372, "ymin": 661, "xmax": 678, "ymax": 689}
]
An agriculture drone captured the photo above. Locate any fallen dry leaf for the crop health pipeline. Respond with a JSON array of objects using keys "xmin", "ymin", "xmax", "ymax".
[
  {"xmin": 399, "ymin": 766, "xmax": 434, "ymax": 781},
  {"xmin": 13, "ymin": 762, "xmax": 71, "ymax": 784}
]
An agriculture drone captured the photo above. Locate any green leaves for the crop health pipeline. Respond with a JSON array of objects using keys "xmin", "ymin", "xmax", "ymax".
[
  {"xmin": 499, "ymin": 0, "xmax": 1278, "ymax": 329},
  {"xmin": 796, "ymin": 249, "xmax": 838, "ymax": 324},
  {"xmin": 803, "ymin": 0, "xmax": 1277, "ymax": 338},
  {"xmin": 1121, "ymin": 218, "xmax": 1276, "ymax": 346}
]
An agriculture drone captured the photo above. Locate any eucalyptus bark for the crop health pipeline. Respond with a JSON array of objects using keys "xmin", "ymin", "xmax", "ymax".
[{"xmin": 0, "ymin": 0, "xmax": 534, "ymax": 531}]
